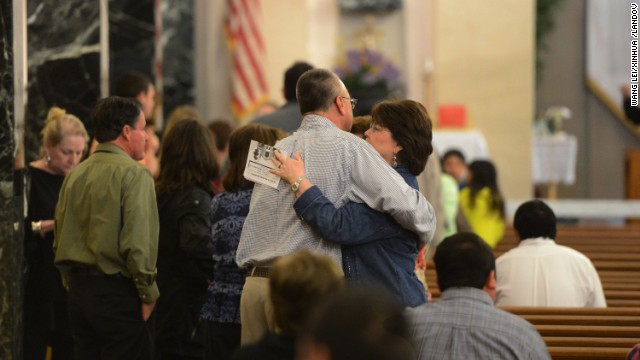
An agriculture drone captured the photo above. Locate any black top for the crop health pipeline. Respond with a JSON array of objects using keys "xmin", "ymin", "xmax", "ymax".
[
  {"xmin": 25, "ymin": 165, "xmax": 66, "ymax": 301},
  {"xmin": 155, "ymin": 185, "xmax": 215, "ymax": 357}
]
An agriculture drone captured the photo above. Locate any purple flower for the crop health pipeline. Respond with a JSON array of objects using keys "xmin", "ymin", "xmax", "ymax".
[{"xmin": 334, "ymin": 48, "xmax": 401, "ymax": 91}]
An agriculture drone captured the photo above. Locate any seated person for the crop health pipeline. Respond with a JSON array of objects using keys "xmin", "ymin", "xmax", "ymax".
[
  {"xmin": 406, "ymin": 232, "xmax": 550, "ymax": 360},
  {"xmin": 230, "ymin": 250, "xmax": 344, "ymax": 360},
  {"xmin": 496, "ymin": 199, "xmax": 606, "ymax": 307}
]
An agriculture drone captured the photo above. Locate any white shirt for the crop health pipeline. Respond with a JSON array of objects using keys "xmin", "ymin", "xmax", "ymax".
[
  {"xmin": 495, "ymin": 237, "xmax": 607, "ymax": 307},
  {"xmin": 236, "ymin": 114, "xmax": 436, "ymax": 268}
]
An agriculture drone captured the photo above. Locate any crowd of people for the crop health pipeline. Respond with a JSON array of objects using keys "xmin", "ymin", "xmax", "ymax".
[{"xmin": 22, "ymin": 61, "xmax": 631, "ymax": 360}]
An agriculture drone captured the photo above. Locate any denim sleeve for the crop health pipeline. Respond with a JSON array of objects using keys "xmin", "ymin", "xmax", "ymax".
[{"xmin": 293, "ymin": 185, "xmax": 400, "ymax": 245}]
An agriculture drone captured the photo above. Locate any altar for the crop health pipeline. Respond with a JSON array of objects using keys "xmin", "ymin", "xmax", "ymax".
[
  {"xmin": 532, "ymin": 134, "xmax": 578, "ymax": 198},
  {"xmin": 432, "ymin": 129, "xmax": 490, "ymax": 161}
]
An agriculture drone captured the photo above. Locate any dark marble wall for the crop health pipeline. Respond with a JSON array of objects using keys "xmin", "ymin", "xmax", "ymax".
[
  {"xmin": 0, "ymin": 0, "xmax": 24, "ymax": 358},
  {"xmin": 163, "ymin": 0, "xmax": 195, "ymax": 119},
  {"xmin": 109, "ymin": 0, "xmax": 196, "ymax": 123},
  {"xmin": 25, "ymin": 0, "xmax": 101, "ymax": 162},
  {"xmin": 109, "ymin": 0, "xmax": 155, "ymax": 89}
]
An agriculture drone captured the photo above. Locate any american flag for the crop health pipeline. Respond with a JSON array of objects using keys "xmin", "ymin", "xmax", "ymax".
[{"xmin": 225, "ymin": 0, "xmax": 268, "ymax": 120}]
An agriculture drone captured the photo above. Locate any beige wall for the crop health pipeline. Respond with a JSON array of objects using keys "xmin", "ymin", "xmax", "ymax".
[
  {"xmin": 433, "ymin": 0, "xmax": 535, "ymax": 200},
  {"xmin": 211, "ymin": 0, "xmax": 536, "ymax": 200},
  {"xmin": 261, "ymin": 0, "xmax": 310, "ymax": 106}
]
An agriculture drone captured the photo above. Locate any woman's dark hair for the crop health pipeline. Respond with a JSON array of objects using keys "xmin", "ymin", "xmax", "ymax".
[
  {"xmin": 467, "ymin": 160, "xmax": 505, "ymax": 218},
  {"xmin": 155, "ymin": 119, "xmax": 218, "ymax": 196},
  {"xmin": 372, "ymin": 99, "xmax": 433, "ymax": 175},
  {"xmin": 208, "ymin": 120, "xmax": 235, "ymax": 152},
  {"xmin": 351, "ymin": 115, "xmax": 372, "ymax": 138},
  {"xmin": 223, "ymin": 124, "xmax": 286, "ymax": 192}
]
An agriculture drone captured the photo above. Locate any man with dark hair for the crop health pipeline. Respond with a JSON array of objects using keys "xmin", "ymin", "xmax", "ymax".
[
  {"xmin": 252, "ymin": 61, "xmax": 314, "ymax": 133},
  {"xmin": 496, "ymin": 199, "xmax": 606, "ymax": 307},
  {"xmin": 236, "ymin": 68, "xmax": 435, "ymax": 344},
  {"xmin": 114, "ymin": 72, "xmax": 156, "ymax": 120},
  {"xmin": 54, "ymin": 96, "xmax": 159, "ymax": 359},
  {"xmin": 406, "ymin": 232, "xmax": 550, "ymax": 359}
]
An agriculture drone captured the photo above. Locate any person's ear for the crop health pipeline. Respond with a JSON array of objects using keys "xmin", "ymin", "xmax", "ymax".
[
  {"xmin": 483, "ymin": 270, "xmax": 497, "ymax": 301},
  {"xmin": 335, "ymin": 96, "xmax": 347, "ymax": 116},
  {"xmin": 121, "ymin": 124, "xmax": 132, "ymax": 141}
]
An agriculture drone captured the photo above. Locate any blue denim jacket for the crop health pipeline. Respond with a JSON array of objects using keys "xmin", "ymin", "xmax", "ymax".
[{"xmin": 293, "ymin": 165, "xmax": 427, "ymax": 308}]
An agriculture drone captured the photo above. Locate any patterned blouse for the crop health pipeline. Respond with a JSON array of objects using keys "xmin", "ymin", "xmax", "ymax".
[{"xmin": 200, "ymin": 189, "xmax": 251, "ymax": 324}]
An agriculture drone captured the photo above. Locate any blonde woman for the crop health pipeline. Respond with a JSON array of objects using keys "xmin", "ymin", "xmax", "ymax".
[{"xmin": 24, "ymin": 106, "xmax": 88, "ymax": 360}]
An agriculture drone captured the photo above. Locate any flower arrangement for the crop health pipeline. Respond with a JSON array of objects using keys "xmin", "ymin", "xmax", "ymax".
[{"xmin": 334, "ymin": 48, "xmax": 401, "ymax": 93}]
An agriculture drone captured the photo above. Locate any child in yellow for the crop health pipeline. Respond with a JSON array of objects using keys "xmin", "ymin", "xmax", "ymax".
[{"xmin": 459, "ymin": 160, "xmax": 505, "ymax": 248}]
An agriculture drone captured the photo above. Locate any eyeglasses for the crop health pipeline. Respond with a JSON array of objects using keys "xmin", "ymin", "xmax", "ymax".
[
  {"xmin": 369, "ymin": 123, "xmax": 391, "ymax": 133},
  {"xmin": 340, "ymin": 96, "xmax": 358, "ymax": 110}
]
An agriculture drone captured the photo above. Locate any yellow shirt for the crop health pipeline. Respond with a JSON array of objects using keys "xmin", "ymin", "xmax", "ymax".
[{"xmin": 459, "ymin": 187, "xmax": 505, "ymax": 248}]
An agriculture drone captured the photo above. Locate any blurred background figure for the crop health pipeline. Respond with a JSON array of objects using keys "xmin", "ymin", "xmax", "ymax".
[
  {"xmin": 164, "ymin": 105, "xmax": 204, "ymax": 137},
  {"xmin": 252, "ymin": 100, "xmax": 278, "ymax": 118},
  {"xmin": 620, "ymin": 84, "xmax": 640, "ymax": 125},
  {"xmin": 113, "ymin": 72, "xmax": 160, "ymax": 177},
  {"xmin": 230, "ymin": 250, "xmax": 344, "ymax": 360},
  {"xmin": 154, "ymin": 119, "xmax": 218, "ymax": 360},
  {"xmin": 440, "ymin": 149, "xmax": 468, "ymax": 189},
  {"xmin": 207, "ymin": 119, "xmax": 236, "ymax": 194},
  {"xmin": 298, "ymin": 288, "xmax": 413, "ymax": 360},
  {"xmin": 350, "ymin": 115, "xmax": 372, "ymax": 139},
  {"xmin": 24, "ymin": 106, "xmax": 88, "ymax": 360},
  {"xmin": 252, "ymin": 61, "xmax": 314, "ymax": 133},
  {"xmin": 200, "ymin": 123, "xmax": 285, "ymax": 360},
  {"xmin": 459, "ymin": 160, "xmax": 506, "ymax": 248}
]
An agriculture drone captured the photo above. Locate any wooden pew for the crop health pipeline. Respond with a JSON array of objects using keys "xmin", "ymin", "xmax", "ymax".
[
  {"xmin": 546, "ymin": 346, "xmax": 632, "ymax": 360},
  {"xmin": 425, "ymin": 226, "xmax": 640, "ymax": 358},
  {"xmin": 518, "ymin": 314, "xmax": 640, "ymax": 326},
  {"xmin": 501, "ymin": 307, "xmax": 640, "ymax": 359},
  {"xmin": 500, "ymin": 306, "xmax": 640, "ymax": 316}
]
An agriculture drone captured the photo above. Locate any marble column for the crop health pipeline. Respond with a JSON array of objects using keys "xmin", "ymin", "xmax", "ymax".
[
  {"xmin": 109, "ymin": 0, "xmax": 155, "ymax": 86},
  {"xmin": 0, "ymin": 0, "xmax": 24, "ymax": 358},
  {"xmin": 25, "ymin": 0, "xmax": 102, "ymax": 161},
  {"xmin": 163, "ymin": 0, "xmax": 195, "ymax": 120}
]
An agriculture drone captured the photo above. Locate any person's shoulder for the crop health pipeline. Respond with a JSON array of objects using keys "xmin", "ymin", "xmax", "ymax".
[
  {"xmin": 496, "ymin": 245, "xmax": 522, "ymax": 262},
  {"xmin": 491, "ymin": 306, "xmax": 541, "ymax": 336},
  {"xmin": 555, "ymin": 244, "xmax": 594, "ymax": 263}
]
